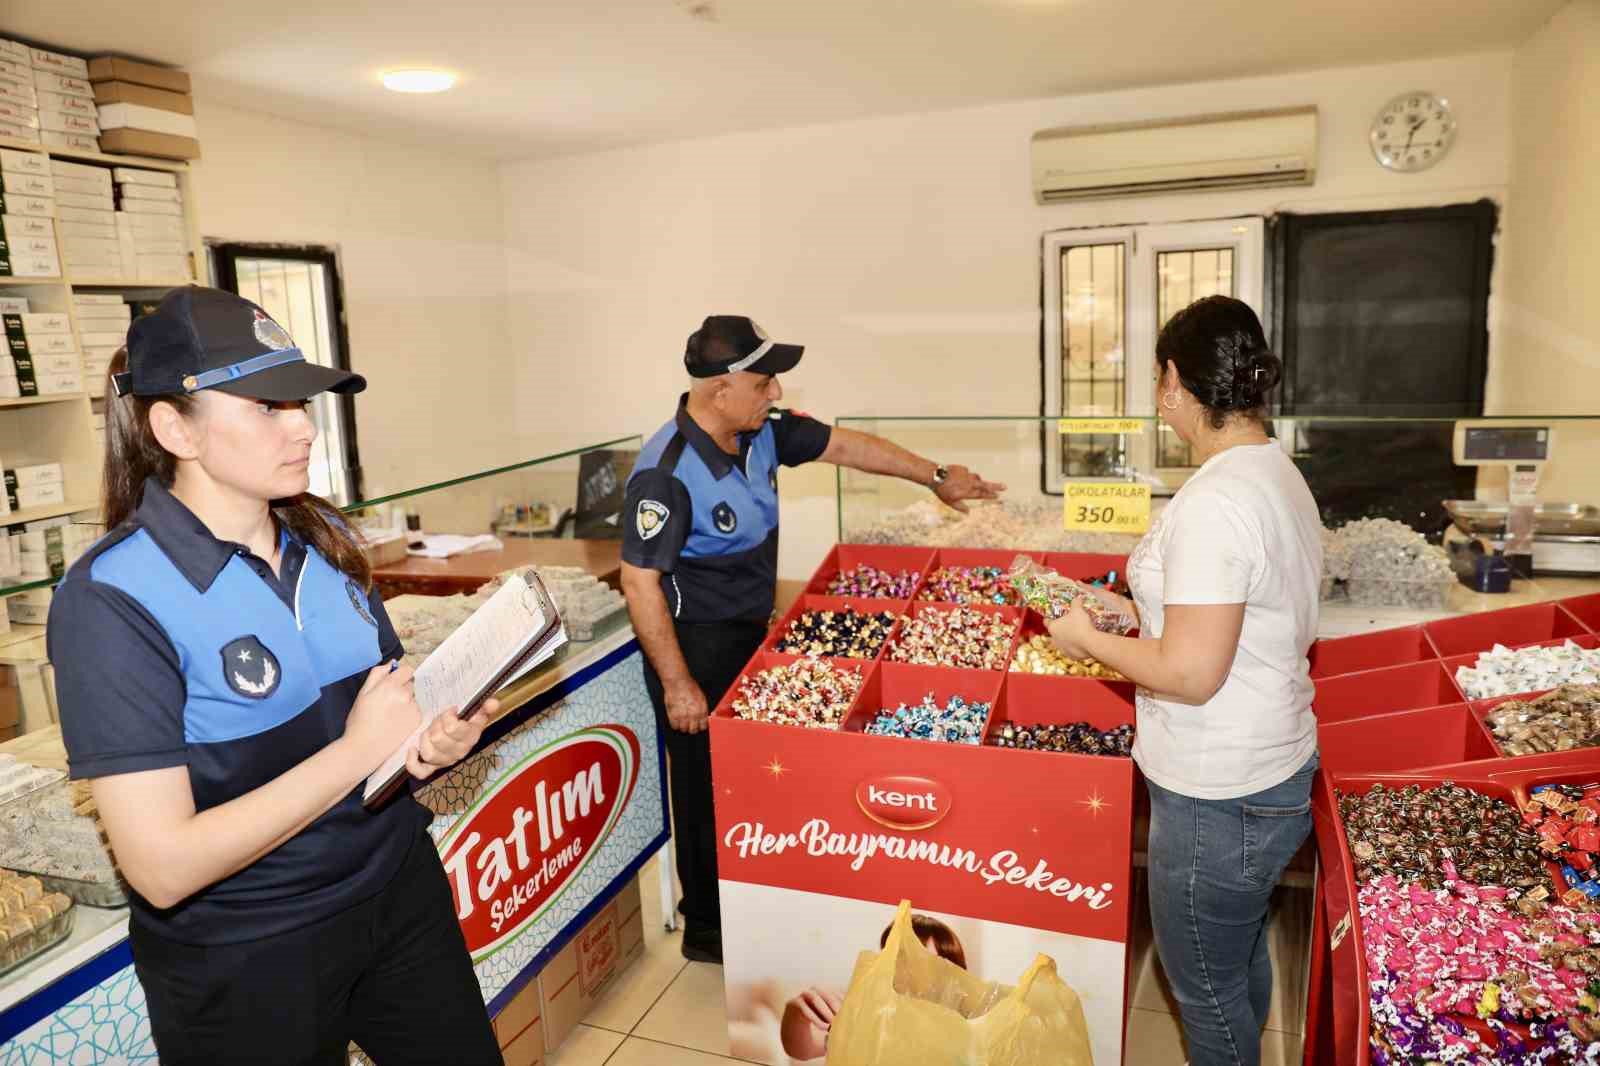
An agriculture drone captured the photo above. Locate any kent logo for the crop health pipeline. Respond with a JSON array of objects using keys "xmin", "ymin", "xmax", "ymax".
[
  {"xmin": 439, "ymin": 725, "xmax": 642, "ymax": 960},
  {"xmin": 856, "ymin": 774, "xmax": 953, "ymax": 831}
]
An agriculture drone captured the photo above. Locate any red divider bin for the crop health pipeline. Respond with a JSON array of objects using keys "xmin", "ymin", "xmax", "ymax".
[
  {"xmin": 1011, "ymin": 611, "xmax": 1137, "ymax": 675},
  {"xmin": 762, "ymin": 594, "xmax": 908, "ymax": 659},
  {"xmin": 882, "ymin": 601, "xmax": 1022, "ymax": 670},
  {"xmin": 804, "ymin": 544, "xmax": 937, "ymax": 598},
  {"xmin": 916, "ymin": 549, "xmax": 1045, "ymax": 604},
  {"xmin": 1308, "ymin": 626, "xmax": 1440, "ymax": 680},
  {"xmin": 711, "ymin": 651, "xmax": 877, "ymax": 727},
  {"xmin": 1559, "ymin": 593, "xmax": 1600, "ymax": 633},
  {"xmin": 1423, "ymin": 601, "xmax": 1588, "ymax": 658},
  {"xmin": 995, "ymin": 670, "xmax": 1136, "ymax": 734},
  {"xmin": 1316, "ymin": 703, "xmax": 1499, "ymax": 776},
  {"xmin": 1312, "ymin": 660, "xmax": 1463, "ymax": 723},
  {"xmin": 843, "ymin": 661, "xmax": 1005, "ymax": 742},
  {"xmin": 1440, "ymin": 633, "xmax": 1600, "ymax": 699}
]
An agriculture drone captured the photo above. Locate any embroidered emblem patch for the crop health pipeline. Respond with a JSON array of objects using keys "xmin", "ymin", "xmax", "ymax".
[
  {"xmin": 252, "ymin": 308, "xmax": 295, "ymax": 351},
  {"xmin": 221, "ymin": 636, "xmax": 281, "ymax": 700},
  {"xmin": 712, "ymin": 501, "xmax": 738, "ymax": 534},
  {"xmin": 347, "ymin": 580, "xmax": 378, "ymax": 628},
  {"xmin": 637, "ymin": 500, "xmax": 669, "ymax": 541}
]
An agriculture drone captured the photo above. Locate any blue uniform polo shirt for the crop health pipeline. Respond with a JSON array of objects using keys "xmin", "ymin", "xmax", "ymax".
[
  {"xmin": 47, "ymin": 477, "xmax": 425, "ymax": 946},
  {"xmin": 623, "ymin": 396, "xmax": 831, "ymax": 624}
]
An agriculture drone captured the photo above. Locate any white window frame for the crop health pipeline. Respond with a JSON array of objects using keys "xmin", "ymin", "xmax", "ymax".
[{"xmin": 1043, "ymin": 217, "xmax": 1265, "ymax": 493}]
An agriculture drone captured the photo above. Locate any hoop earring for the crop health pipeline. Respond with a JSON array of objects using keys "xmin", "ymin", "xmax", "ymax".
[{"xmin": 1161, "ymin": 392, "xmax": 1180, "ymax": 412}]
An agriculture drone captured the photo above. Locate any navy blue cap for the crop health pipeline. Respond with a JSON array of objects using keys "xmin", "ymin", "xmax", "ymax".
[
  {"xmin": 112, "ymin": 286, "xmax": 366, "ymax": 402},
  {"xmin": 684, "ymin": 315, "xmax": 803, "ymax": 379}
]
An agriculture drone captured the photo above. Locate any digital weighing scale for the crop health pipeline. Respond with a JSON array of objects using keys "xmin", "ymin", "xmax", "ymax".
[{"xmin": 1444, "ymin": 422, "xmax": 1600, "ymax": 577}]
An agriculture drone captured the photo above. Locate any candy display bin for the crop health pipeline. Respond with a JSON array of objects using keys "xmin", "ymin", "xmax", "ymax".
[
  {"xmin": 843, "ymin": 661, "xmax": 1003, "ymax": 743},
  {"xmin": 993, "ymin": 671, "xmax": 1135, "ymax": 737},
  {"xmin": 1439, "ymin": 632, "xmax": 1600, "ymax": 700},
  {"xmin": 1315, "ymin": 702, "xmax": 1499, "ymax": 775},
  {"xmin": 914, "ymin": 547, "xmax": 1045, "ymax": 602},
  {"xmin": 1423, "ymin": 600, "xmax": 1591, "ymax": 657},
  {"xmin": 881, "ymin": 601, "xmax": 1022, "ymax": 669},
  {"xmin": 1011, "ymin": 610, "xmax": 1137, "ymax": 674},
  {"xmin": 802, "ymin": 545, "xmax": 935, "ymax": 598},
  {"xmin": 1307, "ymin": 626, "xmax": 1439, "ymax": 680},
  {"xmin": 1558, "ymin": 592, "xmax": 1600, "ymax": 632},
  {"xmin": 1311, "ymin": 659, "xmax": 1464, "ymax": 723},
  {"xmin": 761, "ymin": 594, "xmax": 908, "ymax": 659}
]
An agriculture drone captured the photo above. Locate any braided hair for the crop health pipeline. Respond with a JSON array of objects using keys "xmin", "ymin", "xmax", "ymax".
[{"xmin": 1156, "ymin": 295, "xmax": 1282, "ymax": 430}]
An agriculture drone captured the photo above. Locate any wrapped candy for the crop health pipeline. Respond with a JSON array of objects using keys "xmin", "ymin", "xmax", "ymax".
[
  {"xmin": 1010, "ymin": 634, "xmax": 1125, "ymax": 679},
  {"xmin": 1337, "ymin": 783, "xmax": 1548, "ymax": 892},
  {"xmin": 730, "ymin": 659, "xmax": 864, "ymax": 729},
  {"xmin": 1456, "ymin": 642, "xmax": 1600, "ymax": 701},
  {"xmin": 864, "ymin": 694, "xmax": 989, "ymax": 744},
  {"xmin": 1006, "ymin": 556, "xmax": 1134, "ymax": 634},
  {"xmin": 824, "ymin": 564, "xmax": 921, "ymax": 599},
  {"xmin": 884, "ymin": 607, "xmax": 1015, "ymax": 671},
  {"xmin": 1486, "ymin": 685, "xmax": 1600, "ymax": 757},
  {"xmin": 989, "ymin": 720, "xmax": 1134, "ymax": 757},
  {"xmin": 773, "ymin": 607, "xmax": 897, "ymax": 660}
]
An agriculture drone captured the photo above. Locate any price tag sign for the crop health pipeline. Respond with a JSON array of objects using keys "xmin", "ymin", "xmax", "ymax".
[
  {"xmin": 1062, "ymin": 482, "xmax": 1151, "ymax": 534},
  {"xmin": 1058, "ymin": 418, "xmax": 1145, "ymax": 435}
]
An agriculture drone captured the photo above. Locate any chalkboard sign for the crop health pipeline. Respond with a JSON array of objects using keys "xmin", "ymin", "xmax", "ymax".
[
  {"xmin": 1270, "ymin": 200, "xmax": 1495, "ymax": 416},
  {"xmin": 574, "ymin": 449, "xmax": 636, "ymax": 539}
]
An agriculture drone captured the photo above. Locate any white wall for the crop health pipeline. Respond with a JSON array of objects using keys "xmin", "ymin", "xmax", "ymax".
[
  {"xmin": 186, "ymin": 98, "xmax": 518, "ymax": 530},
  {"xmin": 1488, "ymin": 0, "xmax": 1600, "ymax": 501},
  {"xmin": 499, "ymin": 51, "xmax": 1514, "ymax": 577}
]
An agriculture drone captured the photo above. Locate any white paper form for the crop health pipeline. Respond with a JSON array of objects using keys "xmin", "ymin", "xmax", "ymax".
[{"xmin": 363, "ymin": 572, "xmax": 568, "ymax": 802}]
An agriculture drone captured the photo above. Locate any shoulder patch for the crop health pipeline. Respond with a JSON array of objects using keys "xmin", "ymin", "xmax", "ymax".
[
  {"xmin": 221, "ymin": 636, "xmax": 282, "ymax": 700},
  {"xmin": 636, "ymin": 500, "xmax": 670, "ymax": 541},
  {"xmin": 347, "ymin": 579, "xmax": 378, "ymax": 628}
]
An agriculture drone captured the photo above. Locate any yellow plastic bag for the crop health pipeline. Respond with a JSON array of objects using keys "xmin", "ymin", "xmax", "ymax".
[{"xmin": 824, "ymin": 901, "xmax": 1095, "ymax": 1066}]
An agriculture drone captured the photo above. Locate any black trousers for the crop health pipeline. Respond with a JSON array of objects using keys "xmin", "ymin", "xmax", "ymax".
[
  {"xmin": 641, "ymin": 618, "xmax": 767, "ymax": 934},
  {"xmin": 132, "ymin": 828, "xmax": 502, "ymax": 1066}
]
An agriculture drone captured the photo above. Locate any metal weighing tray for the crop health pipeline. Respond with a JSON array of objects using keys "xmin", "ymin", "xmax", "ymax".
[{"xmin": 1444, "ymin": 500, "xmax": 1600, "ymax": 539}]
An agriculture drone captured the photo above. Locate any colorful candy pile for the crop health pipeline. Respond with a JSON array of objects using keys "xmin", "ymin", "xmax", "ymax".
[
  {"xmin": 729, "ymin": 659, "xmax": 863, "ymax": 729},
  {"xmin": 1456, "ymin": 642, "xmax": 1600, "ymax": 701},
  {"xmin": 1338, "ymin": 783, "xmax": 1547, "ymax": 893},
  {"xmin": 916, "ymin": 565, "xmax": 1019, "ymax": 606},
  {"xmin": 1340, "ymin": 782, "xmax": 1600, "ymax": 1063},
  {"xmin": 989, "ymin": 721, "xmax": 1134, "ymax": 757},
  {"xmin": 823, "ymin": 564, "xmax": 921, "ymax": 600},
  {"xmin": 1525, "ymin": 785, "xmax": 1600, "ymax": 906},
  {"xmin": 773, "ymin": 607, "xmax": 897, "ymax": 660},
  {"xmin": 885, "ymin": 607, "xmax": 1015, "ymax": 670},
  {"xmin": 1007, "ymin": 556, "xmax": 1133, "ymax": 633},
  {"xmin": 864, "ymin": 694, "xmax": 989, "ymax": 744},
  {"xmin": 1486, "ymin": 685, "xmax": 1600, "ymax": 757},
  {"xmin": 1010, "ymin": 634, "xmax": 1125, "ymax": 680},
  {"xmin": 1084, "ymin": 569, "xmax": 1131, "ymax": 598}
]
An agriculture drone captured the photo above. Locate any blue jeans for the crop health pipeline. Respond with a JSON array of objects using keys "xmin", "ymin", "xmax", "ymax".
[{"xmin": 1145, "ymin": 754, "xmax": 1317, "ymax": 1066}]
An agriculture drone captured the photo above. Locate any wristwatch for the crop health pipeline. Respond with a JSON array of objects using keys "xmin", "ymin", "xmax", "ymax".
[{"xmin": 930, "ymin": 465, "xmax": 950, "ymax": 489}]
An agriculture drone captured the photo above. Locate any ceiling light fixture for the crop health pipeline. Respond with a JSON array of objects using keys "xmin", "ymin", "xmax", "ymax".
[{"xmin": 381, "ymin": 69, "xmax": 457, "ymax": 94}]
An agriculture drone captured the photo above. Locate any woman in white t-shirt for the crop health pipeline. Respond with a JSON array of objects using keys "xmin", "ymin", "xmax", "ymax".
[{"xmin": 1049, "ymin": 295, "xmax": 1322, "ymax": 1066}]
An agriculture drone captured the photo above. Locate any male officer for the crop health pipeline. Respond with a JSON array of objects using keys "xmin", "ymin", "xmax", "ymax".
[{"xmin": 620, "ymin": 315, "xmax": 1003, "ymax": 963}]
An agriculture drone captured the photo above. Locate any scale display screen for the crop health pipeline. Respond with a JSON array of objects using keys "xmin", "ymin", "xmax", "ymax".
[{"xmin": 1463, "ymin": 426, "xmax": 1550, "ymax": 463}]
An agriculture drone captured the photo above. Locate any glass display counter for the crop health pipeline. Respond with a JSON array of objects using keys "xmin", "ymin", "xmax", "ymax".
[{"xmin": 0, "ymin": 435, "xmax": 666, "ymax": 1065}]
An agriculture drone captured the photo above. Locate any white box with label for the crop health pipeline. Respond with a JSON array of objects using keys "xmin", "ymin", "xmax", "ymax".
[
  {"xmin": 54, "ymin": 190, "xmax": 113, "ymax": 211},
  {"xmin": 0, "ymin": 40, "xmax": 29, "ymax": 65},
  {"xmin": 116, "ymin": 212, "xmax": 184, "ymax": 238},
  {"xmin": 34, "ymin": 353, "xmax": 81, "ymax": 377},
  {"xmin": 33, "ymin": 372, "xmax": 81, "ymax": 396},
  {"xmin": 113, "ymin": 167, "xmax": 178, "ymax": 188},
  {"xmin": 0, "ymin": 149, "xmax": 46, "ymax": 176},
  {"xmin": 118, "ymin": 184, "xmax": 183, "ymax": 203},
  {"xmin": 1, "ymin": 170, "xmax": 52, "ymax": 199},
  {"xmin": 30, "ymin": 48, "xmax": 89, "ymax": 79},
  {"xmin": 49, "ymin": 174, "xmax": 109, "ymax": 198},
  {"xmin": 37, "ymin": 90, "xmax": 93, "ymax": 116},
  {"xmin": 13, "ymin": 482, "xmax": 65, "ymax": 509},
  {"xmin": 38, "ymin": 109, "xmax": 97, "ymax": 137},
  {"xmin": 0, "ymin": 193, "xmax": 52, "ymax": 219},
  {"xmin": 56, "ymin": 204, "xmax": 111, "ymax": 225},
  {"xmin": 1, "ymin": 214, "xmax": 53, "ymax": 241},
  {"xmin": 13, "ymin": 312, "xmax": 70, "ymax": 335},
  {"xmin": 56, "ymin": 219, "xmax": 113, "ymax": 241},
  {"xmin": 0, "ymin": 79, "xmax": 36, "ymax": 108},
  {"xmin": 3, "ymin": 252, "xmax": 60, "ymax": 277},
  {"xmin": 0, "ymin": 120, "xmax": 39, "ymax": 144},
  {"xmin": 5, "ymin": 232, "xmax": 58, "ymax": 259},
  {"xmin": 49, "ymin": 159, "xmax": 111, "ymax": 184},
  {"xmin": 118, "ymin": 198, "xmax": 182, "ymax": 217},
  {"xmin": 0, "ymin": 101, "xmax": 37, "ymax": 129},
  {"xmin": 41, "ymin": 130, "xmax": 98, "ymax": 153},
  {"xmin": 18, "ymin": 468, "xmax": 69, "ymax": 495},
  {"xmin": 33, "ymin": 71, "xmax": 91, "ymax": 98}
]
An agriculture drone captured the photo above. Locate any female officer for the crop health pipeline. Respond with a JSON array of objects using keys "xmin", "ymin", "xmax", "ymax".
[
  {"xmin": 46, "ymin": 287, "xmax": 503, "ymax": 1066},
  {"xmin": 1049, "ymin": 295, "xmax": 1322, "ymax": 1066}
]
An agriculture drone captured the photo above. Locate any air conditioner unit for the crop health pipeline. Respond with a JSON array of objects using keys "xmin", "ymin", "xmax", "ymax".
[{"xmin": 1031, "ymin": 106, "xmax": 1317, "ymax": 203}]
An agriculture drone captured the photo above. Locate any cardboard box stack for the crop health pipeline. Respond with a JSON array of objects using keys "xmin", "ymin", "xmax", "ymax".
[
  {"xmin": 0, "ymin": 150, "xmax": 59, "ymax": 278},
  {"xmin": 1, "ymin": 299, "xmax": 79, "ymax": 397},
  {"xmin": 72, "ymin": 294, "xmax": 128, "ymax": 396},
  {"xmin": 88, "ymin": 58, "xmax": 197, "ymax": 160},
  {"xmin": 0, "ymin": 39, "xmax": 39, "ymax": 144},
  {"xmin": 114, "ymin": 168, "xmax": 187, "ymax": 280},
  {"xmin": 28, "ymin": 46, "xmax": 96, "ymax": 152},
  {"xmin": 49, "ymin": 158, "xmax": 115, "ymax": 279}
]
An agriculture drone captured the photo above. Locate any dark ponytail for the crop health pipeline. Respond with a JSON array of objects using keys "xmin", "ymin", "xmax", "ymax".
[
  {"xmin": 1155, "ymin": 295, "xmax": 1282, "ymax": 430},
  {"xmin": 101, "ymin": 349, "xmax": 373, "ymax": 588}
]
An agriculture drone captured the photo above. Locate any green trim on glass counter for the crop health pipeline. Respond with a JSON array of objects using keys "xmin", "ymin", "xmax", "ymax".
[{"xmin": 0, "ymin": 575, "xmax": 56, "ymax": 601}]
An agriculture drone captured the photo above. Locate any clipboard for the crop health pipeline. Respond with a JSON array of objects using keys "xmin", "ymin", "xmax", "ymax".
[{"xmin": 362, "ymin": 569, "xmax": 568, "ymax": 810}]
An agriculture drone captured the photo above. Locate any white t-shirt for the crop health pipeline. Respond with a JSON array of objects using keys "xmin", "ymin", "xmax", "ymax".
[{"xmin": 1127, "ymin": 442, "xmax": 1322, "ymax": 800}]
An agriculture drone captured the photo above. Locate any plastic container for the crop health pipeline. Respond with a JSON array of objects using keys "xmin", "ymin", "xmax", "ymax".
[
  {"xmin": 1312, "ymin": 659, "xmax": 1463, "ymax": 723},
  {"xmin": 26, "ymin": 869, "xmax": 128, "ymax": 908},
  {"xmin": 1343, "ymin": 575, "xmax": 1454, "ymax": 609},
  {"xmin": 804, "ymin": 545, "xmax": 936, "ymax": 599},
  {"xmin": 1307, "ymin": 626, "xmax": 1439, "ymax": 680},
  {"xmin": 0, "ymin": 904, "xmax": 75, "ymax": 978},
  {"xmin": 1315, "ymin": 703, "xmax": 1499, "ymax": 775},
  {"xmin": 1423, "ymin": 601, "xmax": 1589, "ymax": 657}
]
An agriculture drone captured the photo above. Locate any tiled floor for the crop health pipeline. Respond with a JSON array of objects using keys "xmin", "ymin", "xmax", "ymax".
[{"xmin": 551, "ymin": 854, "xmax": 1309, "ymax": 1065}]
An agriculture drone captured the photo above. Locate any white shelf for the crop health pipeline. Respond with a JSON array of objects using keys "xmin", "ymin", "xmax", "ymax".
[
  {"xmin": 2, "ymin": 500, "xmax": 97, "ymax": 527},
  {"xmin": 0, "ymin": 394, "xmax": 85, "ymax": 409},
  {"xmin": 67, "ymin": 278, "xmax": 193, "ymax": 289},
  {"xmin": 0, "ymin": 133, "xmax": 189, "ymax": 172},
  {"xmin": 0, "ymin": 624, "xmax": 46, "ymax": 656},
  {"xmin": 0, "ymin": 277, "xmax": 66, "ymax": 286}
]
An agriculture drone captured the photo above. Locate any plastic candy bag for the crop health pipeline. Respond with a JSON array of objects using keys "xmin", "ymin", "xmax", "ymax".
[
  {"xmin": 825, "ymin": 901, "xmax": 1095, "ymax": 1066},
  {"xmin": 1007, "ymin": 556, "xmax": 1133, "ymax": 635}
]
